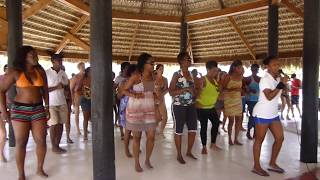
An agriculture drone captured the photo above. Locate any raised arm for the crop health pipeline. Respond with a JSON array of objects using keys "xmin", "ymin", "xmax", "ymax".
[
  {"xmin": 122, "ymin": 74, "xmax": 143, "ymax": 99},
  {"xmin": 168, "ymin": 73, "xmax": 189, "ymax": 96}
]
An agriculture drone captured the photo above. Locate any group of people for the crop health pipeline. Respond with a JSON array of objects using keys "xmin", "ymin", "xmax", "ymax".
[
  {"xmin": 0, "ymin": 46, "xmax": 302, "ymax": 179},
  {"xmin": 0, "ymin": 46, "xmax": 92, "ymax": 180},
  {"xmin": 113, "ymin": 52, "xmax": 299, "ymax": 177}
]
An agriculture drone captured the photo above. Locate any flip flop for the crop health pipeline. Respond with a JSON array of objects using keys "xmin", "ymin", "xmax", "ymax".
[
  {"xmin": 251, "ymin": 169, "xmax": 270, "ymax": 177},
  {"xmin": 267, "ymin": 166, "xmax": 285, "ymax": 174}
]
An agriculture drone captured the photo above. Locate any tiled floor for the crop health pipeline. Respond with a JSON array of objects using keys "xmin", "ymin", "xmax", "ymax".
[{"xmin": 0, "ymin": 112, "xmax": 318, "ymax": 180}]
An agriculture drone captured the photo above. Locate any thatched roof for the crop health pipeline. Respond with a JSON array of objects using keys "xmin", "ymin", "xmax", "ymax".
[{"xmin": 0, "ymin": 0, "xmax": 304, "ymax": 64}]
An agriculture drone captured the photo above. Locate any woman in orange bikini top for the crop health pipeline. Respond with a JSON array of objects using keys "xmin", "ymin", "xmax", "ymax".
[{"xmin": 0, "ymin": 46, "xmax": 49, "ymax": 180}]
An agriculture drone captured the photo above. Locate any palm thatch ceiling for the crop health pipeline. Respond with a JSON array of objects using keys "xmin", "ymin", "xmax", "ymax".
[{"xmin": 0, "ymin": 0, "xmax": 304, "ymax": 64}]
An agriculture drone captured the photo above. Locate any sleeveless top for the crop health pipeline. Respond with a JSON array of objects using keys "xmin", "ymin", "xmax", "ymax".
[
  {"xmin": 172, "ymin": 70, "xmax": 194, "ymax": 106},
  {"xmin": 223, "ymin": 79, "xmax": 242, "ymax": 116},
  {"xmin": 196, "ymin": 76, "xmax": 219, "ymax": 109},
  {"xmin": 248, "ymin": 76, "xmax": 259, "ymax": 102}
]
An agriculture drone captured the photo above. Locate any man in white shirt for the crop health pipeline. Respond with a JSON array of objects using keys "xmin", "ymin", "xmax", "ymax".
[{"xmin": 46, "ymin": 54, "xmax": 69, "ymax": 154}]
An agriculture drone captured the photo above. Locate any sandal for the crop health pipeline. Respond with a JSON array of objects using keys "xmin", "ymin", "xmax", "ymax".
[
  {"xmin": 267, "ymin": 166, "xmax": 285, "ymax": 174},
  {"xmin": 251, "ymin": 168, "xmax": 270, "ymax": 177}
]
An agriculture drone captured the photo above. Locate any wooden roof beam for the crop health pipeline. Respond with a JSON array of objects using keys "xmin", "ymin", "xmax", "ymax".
[
  {"xmin": 128, "ymin": 1, "xmax": 146, "ymax": 61},
  {"xmin": 55, "ymin": 15, "xmax": 89, "ymax": 53},
  {"xmin": 65, "ymin": 32, "xmax": 90, "ymax": 51},
  {"xmin": 186, "ymin": 0, "xmax": 269, "ymax": 23},
  {"xmin": 228, "ymin": 17, "xmax": 256, "ymax": 60},
  {"xmin": 0, "ymin": 46, "xmax": 303, "ymax": 62},
  {"xmin": 56, "ymin": 0, "xmax": 90, "ymax": 16},
  {"xmin": 23, "ymin": 0, "xmax": 52, "ymax": 20},
  {"xmin": 195, "ymin": 50, "xmax": 302, "ymax": 63},
  {"xmin": 281, "ymin": 0, "xmax": 304, "ymax": 18},
  {"xmin": 56, "ymin": 0, "xmax": 180, "ymax": 24}
]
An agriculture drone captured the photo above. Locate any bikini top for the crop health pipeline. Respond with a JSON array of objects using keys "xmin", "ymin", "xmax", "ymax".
[{"xmin": 16, "ymin": 69, "xmax": 44, "ymax": 88}]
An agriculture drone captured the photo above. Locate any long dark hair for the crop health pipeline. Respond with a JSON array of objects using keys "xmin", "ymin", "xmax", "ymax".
[
  {"xmin": 228, "ymin": 60, "xmax": 242, "ymax": 75},
  {"xmin": 136, "ymin": 53, "xmax": 152, "ymax": 73},
  {"xmin": 13, "ymin": 46, "xmax": 36, "ymax": 72}
]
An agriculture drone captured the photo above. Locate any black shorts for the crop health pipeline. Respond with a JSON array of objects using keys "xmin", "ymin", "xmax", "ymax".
[
  {"xmin": 291, "ymin": 95, "xmax": 299, "ymax": 105},
  {"xmin": 172, "ymin": 105, "xmax": 197, "ymax": 135}
]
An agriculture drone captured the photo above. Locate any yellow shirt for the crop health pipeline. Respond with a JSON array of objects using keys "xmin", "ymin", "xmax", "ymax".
[{"xmin": 196, "ymin": 76, "xmax": 219, "ymax": 109}]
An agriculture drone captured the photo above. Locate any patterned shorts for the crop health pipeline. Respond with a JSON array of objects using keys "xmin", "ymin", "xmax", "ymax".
[{"xmin": 11, "ymin": 102, "xmax": 47, "ymax": 122}]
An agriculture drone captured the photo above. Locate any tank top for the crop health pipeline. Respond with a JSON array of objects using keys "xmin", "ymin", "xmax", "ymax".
[
  {"xmin": 248, "ymin": 76, "xmax": 259, "ymax": 102},
  {"xmin": 172, "ymin": 70, "xmax": 194, "ymax": 106},
  {"xmin": 196, "ymin": 76, "xmax": 219, "ymax": 109}
]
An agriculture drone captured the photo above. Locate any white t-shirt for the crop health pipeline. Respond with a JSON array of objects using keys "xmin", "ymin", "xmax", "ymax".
[
  {"xmin": 46, "ymin": 68, "xmax": 68, "ymax": 106},
  {"xmin": 253, "ymin": 72, "xmax": 282, "ymax": 119}
]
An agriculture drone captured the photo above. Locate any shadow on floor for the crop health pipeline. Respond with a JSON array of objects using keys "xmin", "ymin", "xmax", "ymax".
[{"xmin": 286, "ymin": 168, "xmax": 319, "ymax": 180}]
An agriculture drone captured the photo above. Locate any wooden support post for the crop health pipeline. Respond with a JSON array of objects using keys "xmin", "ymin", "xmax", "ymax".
[
  {"xmin": 300, "ymin": 0, "xmax": 319, "ymax": 163},
  {"xmin": 90, "ymin": 0, "xmax": 116, "ymax": 180},
  {"xmin": 268, "ymin": 0, "xmax": 279, "ymax": 57},
  {"xmin": 180, "ymin": 0, "xmax": 188, "ymax": 52},
  {"xmin": 6, "ymin": 0, "xmax": 23, "ymax": 147}
]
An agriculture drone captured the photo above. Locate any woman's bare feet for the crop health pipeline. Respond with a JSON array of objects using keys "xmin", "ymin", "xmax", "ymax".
[
  {"xmin": 18, "ymin": 175, "xmax": 26, "ymax": 180},
  {"xmin": 135, "ymin": 163, "xmax": 143, "ymax": 172},
  {"xmin": 252, "ymin": 166, "xmax": 270, "ymax": 176},
  {"xmin": 83, "ymin": 136, "xmax": 88, "ymax": 141},
  {"xmin": 37, "ymin": 169, "xmax": 49, "ymax": 178},
  {"xmin": 67, "ymin": 138, "xmax": 74, "ymax": 144},
  {"xmin": 186, "ymin": 152, "xmax": 197, "ymax": 160},
  {"xmin": 222, "ymin": 127, "xmax": 227, "ymax": 132},
  {"xmin": 229, "ymin": 139, "xmax": 234, "ymax": 145},
  {"xmin": 234, "ymin": 140, "xmax": 243, "ymax": 146},
  {"xmin": 210, "ymin": 144, "xmax": 222, "ymax": 151},
  {"xmin": 268, "ymin": 163, "xmax": 285, "ymax": 173},
  {"xmin": 201, "ymin": 147, "xmax": 208, "ymax": 154},
  {"xmin": 145, "ymin": 160, "xmax": 154, "ymax": 169},
  {"xmin": 52, "ymin": 147, "xmax": 67, "ymax": 154},
  {"xmin": 177, "ymin": 156, "xmax": 186, "ymax": 164}
]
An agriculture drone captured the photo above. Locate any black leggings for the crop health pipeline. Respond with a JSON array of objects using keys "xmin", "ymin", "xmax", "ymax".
[{"xmin": 196, "ymin": 108, "xmax": 220, "ymax": 146}]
